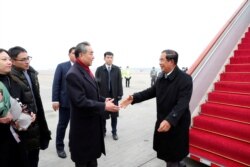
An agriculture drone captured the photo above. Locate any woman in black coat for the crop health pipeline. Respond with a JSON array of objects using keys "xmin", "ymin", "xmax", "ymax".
[
  {"xmin": 121, "ymin": 50, "xmax": 193, "ymax": 167},
  {"xmin": 0, "ymin": 48, "xmax": 28, "ymax": 167}
]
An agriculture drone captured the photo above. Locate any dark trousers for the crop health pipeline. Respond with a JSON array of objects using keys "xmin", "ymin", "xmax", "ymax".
[
  {"xmin": 56, "ymin": 107, "xmax": 70, "ymax": 151},
  {"xmin": 103, "ymin": 116, "xmax": 117, "ymax": 135},
  {"xmin": 0, "ymin": 131, "xmax": 27, "ymax": 167},
  {"xmin": 125, "ymin": 77, "xmax": 131, "ymax": 87},
  {"xmin": 166, "ymin": 161, "xmax": 186, "ymax": 167},
  {"xmin": 151, "ymin": 77, "xmax": 156, "ymax": 86},
  {"xmin": 26, "ymin": 148, "xmax": 40, "ymax": 167},
  {"xmin": 75, "ymin": 159, "xmax": 98, "ymax": 167}
]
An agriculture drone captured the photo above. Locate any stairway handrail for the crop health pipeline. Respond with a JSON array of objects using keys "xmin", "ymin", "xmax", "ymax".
[
  {"xmin": 187, "ymin": 0, "xmax": 248, "ymax": 76},
  {"xmin": 188, "ymin": 0, "xmax": 250, "ymax": 115}
]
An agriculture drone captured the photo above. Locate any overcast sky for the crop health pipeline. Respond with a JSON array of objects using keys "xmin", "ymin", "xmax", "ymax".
[{"xmin": 0, "ymin": 0, "xmax": 244, "ymax": 70}]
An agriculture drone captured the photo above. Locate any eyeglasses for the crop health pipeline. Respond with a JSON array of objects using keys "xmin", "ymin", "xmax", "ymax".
[{"xmin": 14, "ymin": 56, "xmax": 32, "ymax": 62}]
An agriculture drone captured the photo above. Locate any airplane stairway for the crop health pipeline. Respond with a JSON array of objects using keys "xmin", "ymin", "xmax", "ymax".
[{"xmin": 189, "ymin": 26, "xmax": 250, "ymax": 167}]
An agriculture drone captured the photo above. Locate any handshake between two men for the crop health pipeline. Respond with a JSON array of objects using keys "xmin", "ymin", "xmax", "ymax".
[
  {"xmin": 104, "ymin": 95, "xmax": 171, "ymax": 133},
  {"xmin": 104, "ymin": 95, "xmax": 133, "ymax": 112}
]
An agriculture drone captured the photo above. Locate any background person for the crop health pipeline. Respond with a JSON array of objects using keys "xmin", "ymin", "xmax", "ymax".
[
  {"xmin": 120, "ymin": 49, "xmax": 193, "ymax": 167},
  {"xmin": 9, "ymin": 46, "xmax": 51, "ymax": 167},
  {"xmin": 66, "ymin": 42, "xmax": 119, "ymax": 167},
  {"xmin": 150, "ymin": 66, "xmax": 157, "ymax": 86},
  {"xmin": 120, "ymin": 66, "xmax": 125, "ymax": 87},
  {"xmin": 0, "ymin": 48, "xmax": 25, "ymax": 167},
  {"xmin": 124, "ymin": 66, "xmax": 131, "ymax": 87},
  {"xmin": 95, "ymin": 51, "xmax": 123, "ymax": 140},
  {"xmin": 52, "ymin": 47, "xmax": 75, "ymax": 158}
]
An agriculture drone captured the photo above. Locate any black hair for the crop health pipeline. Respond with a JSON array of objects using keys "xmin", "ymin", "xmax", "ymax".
[
  {"xmin": 162, "ymin": 49, "xmax": 178, "ymax": 64},
  {"xmin": 0, "ymin": 48, "xmax": 9, "ymax": 55},
  {"xmin": 68, "ymin": 47, "xmax": 76, "ymax": 54},
  {"xmin": 104, "ymin": 51, "xmax": 113, "ymax": 58},
  {"xmin": 8, "ymin": 46, "xmax": 27, "ymax": 59}
]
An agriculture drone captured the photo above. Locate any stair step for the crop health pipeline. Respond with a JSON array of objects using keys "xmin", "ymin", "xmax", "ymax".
[
  {"xmin": 201, "ymin": 102, "xmax": 250, "ymax": 124},
  {"xmin": 190, "ymin": 146, "xmax": 247, "ymax": 167},
  {"xmin": 238, "ymin": 43, "xmax": 250, "ymax": 50},
  {"xmin": 230, "ymin": 56, "xmax": 250, "ymax": 64},
  {"xmin": 208, "ymin": 91, "xmax": 250, "ymax": 107},
  {"xmin": 245, "ymin": 28, "xmax": 250, "ymax": 35},
  {"xmin": 241, "ymin": 37, "xmax": 250, "ymax": 43},
  {"xmin": 190, "ymin": 129, "xmax": 250, "ymax": 166},
  {"xmin": 240, "ymin": 40, "xmax": 250, "ymax": 45},
  {"xmin": 220, "ymin": 72, "xmax": 250, "ymax": 82},
  {"xmin": 225, "ymin": 64, "xmax": 250, "ymax": 72},
  {"xmin": 243, "ymin": 35, "xmax": 250, "ymax": 40},
  {"xmin": 214, "ymin": 81, "xmax": 250, "ymax": 94},
  {"xmin": 234, "ymin": 50, "xmax": 250, "ymax": 56},
  {"xmin": 193, "ymin": 115, "xmax": 250, "ymax": 142}
]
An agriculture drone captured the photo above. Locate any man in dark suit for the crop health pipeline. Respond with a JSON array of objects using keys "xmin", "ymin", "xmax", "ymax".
[
  {"xmin": 52, "ymin": 47, "xmax": 75, "ymax": 158},
  {"xmin": 66, "ymin": 42, "xmax": 119, "ymax": 167},
  {"xmin": 120, "ymin": 49, "xmax": 193, "ymax": 167},
  {"xmin": 95, "ymin": 51, "xmax": 123, "ymax": 140}
]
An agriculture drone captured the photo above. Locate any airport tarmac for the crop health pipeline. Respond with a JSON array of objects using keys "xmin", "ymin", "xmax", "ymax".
[{"xmin": 38, "ymin": 70, "xmax": 207, "ymax": 167}]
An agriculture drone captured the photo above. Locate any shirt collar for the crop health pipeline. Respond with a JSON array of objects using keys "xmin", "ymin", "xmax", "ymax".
[
  {"xmin": 105, "ymin": 64, "xmax": 112, "ymax": 69},
  {"xmin": 165, "ymin": 68, "xmax": 174, "ymax": 78}
]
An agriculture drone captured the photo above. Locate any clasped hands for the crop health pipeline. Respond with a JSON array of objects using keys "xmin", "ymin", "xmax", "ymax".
[
  {"xmin": 105, "ymin": 95, "xmax": 133, "ymax": 112},
  {"xmin": 106, "ymin": 95, "xmax": 171, "ymax": 132}
]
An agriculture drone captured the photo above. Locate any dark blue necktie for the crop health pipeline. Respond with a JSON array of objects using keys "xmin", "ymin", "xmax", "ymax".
[{"xmin": 108, "ymin": 66, "xmax": 111, "ymax": 91}]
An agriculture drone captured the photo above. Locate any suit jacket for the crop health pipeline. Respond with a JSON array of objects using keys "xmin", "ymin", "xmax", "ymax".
[
  {"xmin": 132, "ymin": 66, "xmax": 193, "ymax": 162},
  {"xmin": 95, "ymin": 64, "xmax": 123, "ymax": 101},
  {"xmin": 52, "ymin": 61, "xmax": 71, "ymax": 108},
  {"xmin": 66, "ymin": 62, "xmax": 106, "ymax": 163}
]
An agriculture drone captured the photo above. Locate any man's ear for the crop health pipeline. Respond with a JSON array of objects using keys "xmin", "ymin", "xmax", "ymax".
[{"xmin": 79, "ymin": 52, "xmax": 83, "ymax": 57}]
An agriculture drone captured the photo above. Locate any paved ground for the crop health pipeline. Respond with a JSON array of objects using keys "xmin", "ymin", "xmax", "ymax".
[{"xmin": 38, "ymin": 70, "xmax": 208, "ymax": 167}]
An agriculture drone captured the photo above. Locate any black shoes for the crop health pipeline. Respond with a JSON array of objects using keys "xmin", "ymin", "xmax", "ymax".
[
  {"xmin": 112, "ymin": 134, "xmax": 118, "ymax": 140},
  {"xmin": 57, "ymin": 150, "xmax": 67, "ymax": 158}
]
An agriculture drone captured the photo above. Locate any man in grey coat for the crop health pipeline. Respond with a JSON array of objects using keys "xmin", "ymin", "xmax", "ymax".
[
  {"xmin": 120, "ymin": 49, "xmax": 193, "ymax": 167},
  {"xmin": 95, "ymin": 51, "xmax": 123, "ymax": 140}
]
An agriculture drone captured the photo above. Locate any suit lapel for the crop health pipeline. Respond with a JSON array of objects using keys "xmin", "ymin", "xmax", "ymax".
[
  {"xmin": 66, "ymin": 61, "xmax": 71, "ymax": 70},
  {"xmin": 77, "ymin": 64, "xmax": 97, "ymax": 89}
]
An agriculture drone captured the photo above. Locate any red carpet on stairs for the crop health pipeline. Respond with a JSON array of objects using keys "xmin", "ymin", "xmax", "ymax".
[
  {"xmin": 201, "ymin": 102, "xmax": 250, "ymax": 123},
  {"xmin": 238, "ymin": 43, "xmax": 250, "ymax": 49},
  {"xmin": 190, "ymin": 146, "xmax": 247, "ymax": 167},
  {"xmin": 208, "ymin": 91, "xmax": 250, "ymax": 107},
  {"xmin": 220, "ymin": 72, "xmax": 250, "ymax": 82},
  {"xmin": 192, "ymin": 115, "xmax": 250, "ymax": 142},
  {"xmin": 189, "ymin": 26, "xmax": 250, "ymax": 167},
  {"xmin": 234, "ymin": 50, "xmax": 250, "ymax": 56},
  {"xmin": 190, "ymin": 129, "xmax": 250, "ymax": 165},
  {"xmin": 230, "ymin": 56, "xmax": 250, "ymax": 64},
  {"xmin": 214, "ymin": 81, "xmax": 250, "ymax": 94},
  {"xmin": 225, "ymin": 64, "xmax": 250, "ymax": 72}
]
